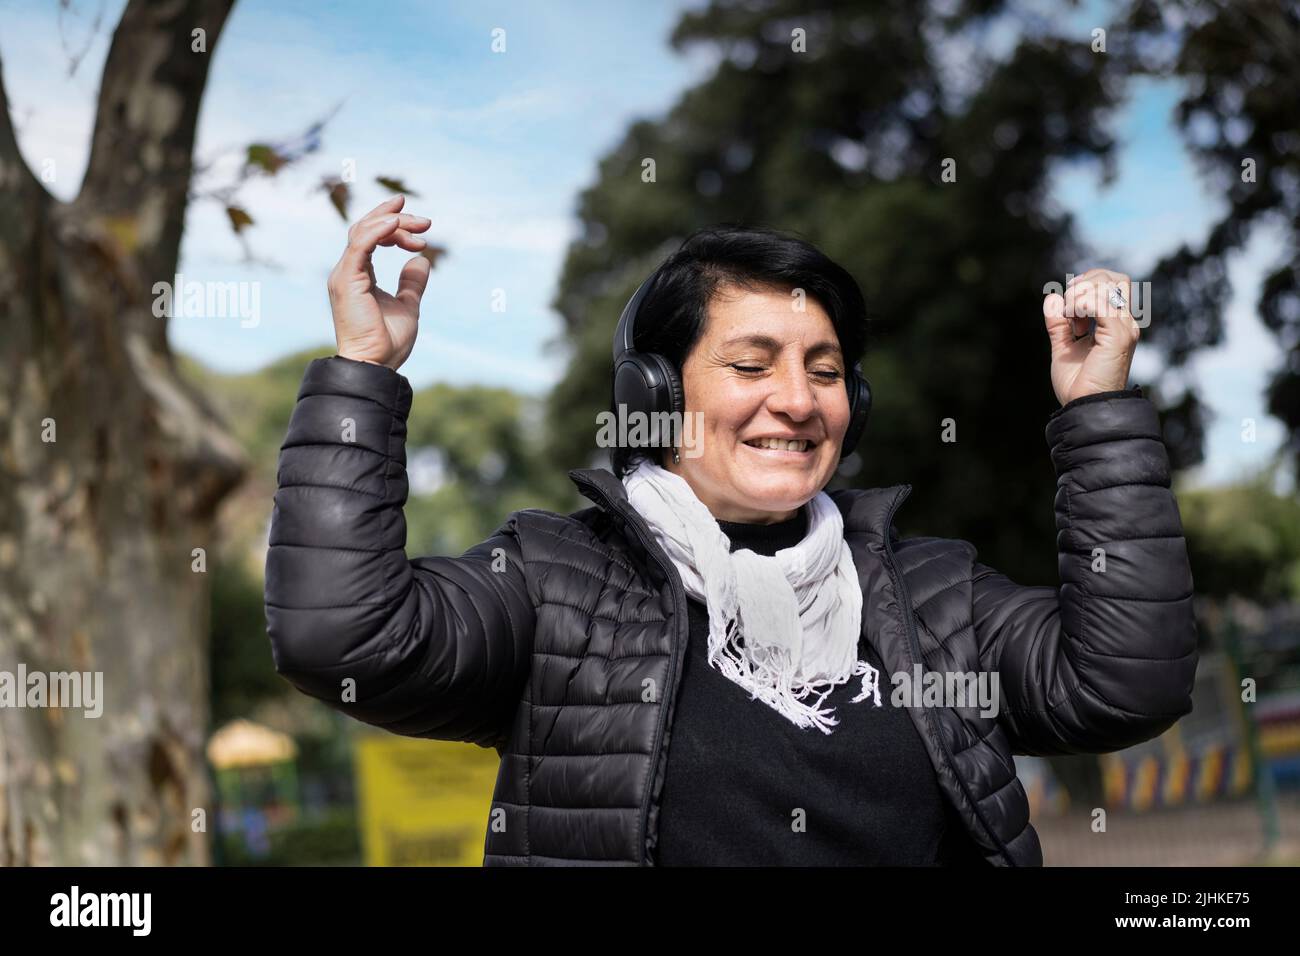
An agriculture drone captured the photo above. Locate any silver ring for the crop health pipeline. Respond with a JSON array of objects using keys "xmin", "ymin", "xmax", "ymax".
[{"xmin": 1108, "ymin": 286, "xmax": 1127, "ymax": 311}]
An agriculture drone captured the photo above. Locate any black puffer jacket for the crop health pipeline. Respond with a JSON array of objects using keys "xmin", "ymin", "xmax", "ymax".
[{"xmin": 264, "ymin": 355, "xmax": 1200, "ymax": 866}]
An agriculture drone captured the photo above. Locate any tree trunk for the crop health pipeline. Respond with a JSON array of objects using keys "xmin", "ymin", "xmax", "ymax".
[{"xmin": 0, "ymin": 0, "xmax": 243, "ymax": 865}]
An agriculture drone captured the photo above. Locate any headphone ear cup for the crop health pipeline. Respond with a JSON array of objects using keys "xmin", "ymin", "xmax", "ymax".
[
  {"xmin": 614, "ymin": 351, "xmax": 684, "ymax": 451},
  {"xmin": 648, "ymin": 352, "xmax": 685, "ymax": 452},
  {"xmin": 840, "ymin": 368, "xmax": 872, "ymax": 461},
  {"xmin": 613, "ymin": 355, "xmax": 650, "ymax": 418},
  {"xmin": 649, "ymin": 352, "xmax": 685, "ymax": 418}
]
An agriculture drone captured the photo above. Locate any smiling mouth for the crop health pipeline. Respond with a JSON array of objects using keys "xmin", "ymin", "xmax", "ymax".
[{"xmin": 742, "ymin": 437, "xmax": 816, "ymax": 453}]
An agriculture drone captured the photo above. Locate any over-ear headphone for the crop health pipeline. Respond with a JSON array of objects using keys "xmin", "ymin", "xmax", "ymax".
[{"xmin": 612, "ymin": 265, "xmax": 872, "ymax": 462}]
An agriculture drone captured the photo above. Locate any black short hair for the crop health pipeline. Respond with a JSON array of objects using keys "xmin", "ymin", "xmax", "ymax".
[{"xmin": 609, "ymin": 223, "xmax": 869, "ymax": 479}]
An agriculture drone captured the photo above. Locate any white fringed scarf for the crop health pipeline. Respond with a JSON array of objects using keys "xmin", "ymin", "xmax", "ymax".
[{"xmin": 622, "ymin": 459, "xmax": 881, "ymax": 733}]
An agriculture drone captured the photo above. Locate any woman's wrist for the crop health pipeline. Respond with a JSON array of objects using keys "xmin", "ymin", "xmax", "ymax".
[
  {"xmin": 1049, "ymin": 384, "xmax": 1144, "ymax": 420},
  {"xmin": 335, "ymin": 351, "xmax": 391, "ymax": 368}
]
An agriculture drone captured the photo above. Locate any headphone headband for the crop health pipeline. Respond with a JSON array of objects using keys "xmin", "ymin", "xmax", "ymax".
[{"xmin": 612, "ymin": 269, "xmax": 661, "ymax": 362}]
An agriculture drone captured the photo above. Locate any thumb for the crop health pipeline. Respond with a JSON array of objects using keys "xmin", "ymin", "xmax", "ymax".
[
  {"xmin": 1042, "ymin": 292, "xmax": 1075, "ymax": 355},
  {"xmin": 395, "ymin": 254, "xmax": 432, "ymax": 312}
]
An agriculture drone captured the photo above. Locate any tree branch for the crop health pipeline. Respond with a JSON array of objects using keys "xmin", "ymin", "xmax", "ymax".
[
  {"xmin": 0, "ymin": 52, "xmax": 45, "ymax": 204},
  {"xmin": 75, "ymin": 0, "xmax": 237, "ymax": 281}
]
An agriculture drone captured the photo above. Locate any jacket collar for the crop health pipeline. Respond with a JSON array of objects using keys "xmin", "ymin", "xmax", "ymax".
[{"xmin": 567, "ymin": 466, "xmax": 908, "ymax": 542}]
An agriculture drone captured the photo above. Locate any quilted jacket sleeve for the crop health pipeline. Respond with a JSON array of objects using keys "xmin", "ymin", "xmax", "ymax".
[
  {"xmin": 263, "ymin": 355, "xmax": 534, "ymax": 750},
  {"xmin": 971, "ymin": 385, "xmax": 1199, "ymax": 757}
]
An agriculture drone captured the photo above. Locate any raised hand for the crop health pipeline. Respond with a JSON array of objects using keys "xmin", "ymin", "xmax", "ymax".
[
  {"xmin": 327, "ymin": 195, "xmax": 432, "ymax": 370},
  {"xmin": 1042, "ymin": 268, "xmax": 1140, "ymax": 405}
]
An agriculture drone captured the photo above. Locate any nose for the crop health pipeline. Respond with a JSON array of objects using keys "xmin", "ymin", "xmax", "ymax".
[{"xmin": 764, "ymin": 357, "xmax": 817, "ymax": 422}]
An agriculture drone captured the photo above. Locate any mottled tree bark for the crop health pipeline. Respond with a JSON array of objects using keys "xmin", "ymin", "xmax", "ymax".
[{"xmin": 0, "ymin": 0, "xmax": 244, "ymax": 865}]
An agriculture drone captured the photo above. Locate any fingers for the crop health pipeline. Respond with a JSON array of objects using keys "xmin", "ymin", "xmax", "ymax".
[
  {"xmin": 334, "ymin": 210, "xmax": 432, "ymax": 279},
  {"xmin": 361, "ymin": 194, "xmax": 405, "ymax": 219},
  {"xmin": 1062, "ymin": 268, "xmax": 1138, "ymax": 341},
  {"xmin": 334, "ymin": 216, "xmax": 394, "ymax": 281},
  {"xmin": 379, "ymin": 222, "xmax": 430, "ymax": 252}
]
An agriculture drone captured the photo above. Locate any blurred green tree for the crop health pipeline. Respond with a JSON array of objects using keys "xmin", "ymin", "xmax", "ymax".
[
  {"xmin": 1179, "ymin": 469, "xmax": 1300, "ymax": 602},
  {"xmin": 1119, "ymin": 0, "xmax": 1300, "ymax": 477}
]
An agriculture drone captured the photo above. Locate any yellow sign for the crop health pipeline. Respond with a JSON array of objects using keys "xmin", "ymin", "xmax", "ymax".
[{"xmin": 354, "ymin": 735, "xmax": 500, "ymax": 866}]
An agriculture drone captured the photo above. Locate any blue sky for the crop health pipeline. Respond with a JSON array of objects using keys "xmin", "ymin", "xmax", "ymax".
[{"xmin": 1, "ymin": 0, "xmax": 1288, "ymax": 489}]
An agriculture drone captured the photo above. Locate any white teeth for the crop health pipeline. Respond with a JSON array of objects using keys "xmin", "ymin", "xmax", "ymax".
[{"xmin": 745, "ymin": 438, "xmax": 810, "ymax": 452}]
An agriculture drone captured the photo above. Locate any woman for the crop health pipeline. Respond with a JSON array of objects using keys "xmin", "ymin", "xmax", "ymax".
[{"xmin": 265, "ymin": 196, "xmax": 1199, "ymax": 866}]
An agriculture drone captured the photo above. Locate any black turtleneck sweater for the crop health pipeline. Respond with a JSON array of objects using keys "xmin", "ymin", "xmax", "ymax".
[{"xmin": 655, "ymin": 505, "xmax": 986, "ymax": 866}]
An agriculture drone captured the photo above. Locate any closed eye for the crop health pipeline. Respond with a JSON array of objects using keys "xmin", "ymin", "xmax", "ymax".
[{"xmin": 731, "ymin": 364, "xmax": 842, "ymax": 380}]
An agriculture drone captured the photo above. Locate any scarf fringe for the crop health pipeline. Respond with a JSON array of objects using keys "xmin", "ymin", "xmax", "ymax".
[{"xmin": 705, "ymin": 616, "xmax": 881, "ymax": 734}]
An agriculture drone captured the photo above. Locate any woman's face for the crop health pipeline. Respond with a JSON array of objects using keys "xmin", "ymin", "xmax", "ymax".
[{"xmin": 664, "ymin": 283, "xmax": 852, "ymax": 523}]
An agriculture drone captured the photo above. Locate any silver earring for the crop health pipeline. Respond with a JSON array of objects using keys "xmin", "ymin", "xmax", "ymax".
[{"xmin": 672, "ymin": 448, "xmax": 680, "ymax": 465}]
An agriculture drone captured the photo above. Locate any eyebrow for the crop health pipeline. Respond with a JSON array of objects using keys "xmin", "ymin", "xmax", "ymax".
[{"xmin": 721, "ymin": 334, "xmax": 843, "ymax": 360}]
